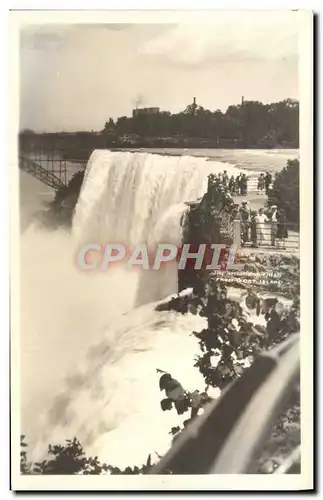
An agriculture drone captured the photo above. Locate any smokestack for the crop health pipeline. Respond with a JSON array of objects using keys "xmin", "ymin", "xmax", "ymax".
[{"xmin": 193, "ymin": 97, "xmax": 196, "ymax": 105}]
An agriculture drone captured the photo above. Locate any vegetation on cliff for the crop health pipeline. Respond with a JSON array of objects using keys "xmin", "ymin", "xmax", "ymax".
[
  {"xmin": 35, "ymin": 170, "xmax": 85, "ymax": 229},
  {"xmin": 267, "ymin": 158, "xmax": 300, "ymax": 225}
]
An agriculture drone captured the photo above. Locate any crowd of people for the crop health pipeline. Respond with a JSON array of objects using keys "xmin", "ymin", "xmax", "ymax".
[
  {"xmin": 210, "ymin": 170, "xmax": 273, "ymax": 198},
  {"xmin": 207, "ymin": 170, "xmax": 249, "ymax": 196},
  {"xmin": 239, "ymin": 201, "xmax": 288, "ymax": 248},
  {"xmin": 228, "ymin": 172, "xmax": 249, "ymax": 196},
  {"xmin": 257, "ymin": 172, "xmax": 273, "ymax": 195},
  {"xmin": 207, "ymin": 170, "xmax": 288, "ymax": 249}
]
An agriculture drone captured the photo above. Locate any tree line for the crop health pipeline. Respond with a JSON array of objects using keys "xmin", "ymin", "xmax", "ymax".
[
  {"xmin": 103, "ymin": 98, "xmax": 299, "ymax": 148},
  {"xmin": 20, "ymin": 98, "xmax": 299, "ymax": 158}
]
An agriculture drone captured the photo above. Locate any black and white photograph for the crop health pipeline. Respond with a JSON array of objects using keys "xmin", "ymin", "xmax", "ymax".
[{"xmin": 10, "ymin": 9, "xmax": 313, "ymax": 490}]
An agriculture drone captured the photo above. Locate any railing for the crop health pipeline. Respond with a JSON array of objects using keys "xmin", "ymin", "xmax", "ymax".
[
  {"xmin": 220, "ymin": 211, "xmax": 235, "ymax": 240},
  {"xmin": 246, "ymin": 175, "xmax": 272, "ymax": 193},
  {"xmin": 232, "ymin": 219, "xmax": 299, "ymax": 252},
  {"xmin": 229, "ymin": 175, "xmax": 272, "ymax": 195}
]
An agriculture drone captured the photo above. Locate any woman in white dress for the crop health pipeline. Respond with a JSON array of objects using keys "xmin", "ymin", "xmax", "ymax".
[{"xmin": 255, "ymin": 208, "xmax": 268, "ymax": 245}]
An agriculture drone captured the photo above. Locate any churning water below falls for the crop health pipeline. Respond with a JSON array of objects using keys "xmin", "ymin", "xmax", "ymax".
[{"xmin": 19, "ymin": 150, "xmax": 281, "ymax": 467}]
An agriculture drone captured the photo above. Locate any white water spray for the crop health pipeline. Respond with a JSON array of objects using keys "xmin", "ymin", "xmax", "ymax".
[{"xmin": 21, "ymin": 150, "xmax": 241, "ymax": 467}]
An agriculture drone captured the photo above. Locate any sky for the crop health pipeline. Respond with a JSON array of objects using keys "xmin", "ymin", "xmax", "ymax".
[{"xmin": 19, "ymin": 11, "xmax": 299, "ymax": 132}]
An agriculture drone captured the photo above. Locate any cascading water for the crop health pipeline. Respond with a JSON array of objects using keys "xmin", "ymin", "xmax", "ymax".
[
  {"xmin": 73, "ymin": 150, "xmax": 216, "ymax": 244},
  {"xmin": 72, "ymin": 150, "xmax": 240, "ymax": 306},
  {"xmin": 21, "ymin": 150, "xmax": 243, "ymax": 467}
]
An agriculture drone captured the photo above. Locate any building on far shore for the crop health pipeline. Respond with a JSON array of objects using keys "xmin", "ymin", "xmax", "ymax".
[{"xmin": 132, "ymin": 107, "xmax": 160, "ymax": 118}]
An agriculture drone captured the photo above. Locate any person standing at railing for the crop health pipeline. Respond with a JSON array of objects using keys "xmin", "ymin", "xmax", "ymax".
[
  {"xmin": 276, "ymin": 208, "xmax": 288, "ymax": 249},
  {"xmin": 222, "ymin": 170, "xmax": 229, "ymax": 187},
  {"xmin": 239, "ymin": 201, "xmax": 251, "ymax": 245},
  {"xmin": 255, "ymin": 208, "xmax": 269, "ymax": 246},
  {"xmin": 268, "ymin": 205, "xmax": 278, "ymax": 247},
  {"xmin": 228, "ymin": 175, "xmax": 236, "ymax": 195},
  {"xmin": 250, "ymin": 210, "xmax": 258, "ymax": 247},
  {"xmin": 264, "ymin": 171, "xmax": 272, "ymax": 195},
  {"xmin": 241, "ymin": 173, "xmax": 248, "ymax": 196},
  {"xmin": 235, "ymin": 174, "xmax": 242, "ymax": 195},
  {"xmin": 257, "ymin": 173, "xmax": 265, "ymax": 194}
]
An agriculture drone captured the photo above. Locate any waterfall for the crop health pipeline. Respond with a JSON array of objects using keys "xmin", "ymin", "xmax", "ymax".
[
  {"xmin": 72, "ymin": 150, "xmax": 214, "ymax": 244},
  {"xmin": 72, "ymin": 150, "xmax": 226, "ymax": 304},
  {"xmin": 21, "ymin": 149, "xmax": 238, "ymax": 467}
]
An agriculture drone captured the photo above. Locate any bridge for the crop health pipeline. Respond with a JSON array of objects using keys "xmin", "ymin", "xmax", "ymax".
[{"xmin": 19, "ymin": 153, "xmax": 68, "ymax": 190}]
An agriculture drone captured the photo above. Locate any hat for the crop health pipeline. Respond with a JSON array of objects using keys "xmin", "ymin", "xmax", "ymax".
[
  {"xmin": 242, "ymin": 201, "xmax": 248, "ymax": 205},
  {"xmin": 271, "ymin": 205, "xmax": 277, "ymax": 209}
]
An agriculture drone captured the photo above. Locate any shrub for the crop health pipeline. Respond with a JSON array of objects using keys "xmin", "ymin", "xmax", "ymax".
[
  {"xmin": 267, "ymin": 159, "xmax": 299, "ymax": 225},
  {"xmin": 20, "ymin": 436, "xmax": 153, "ymax": 475}
]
